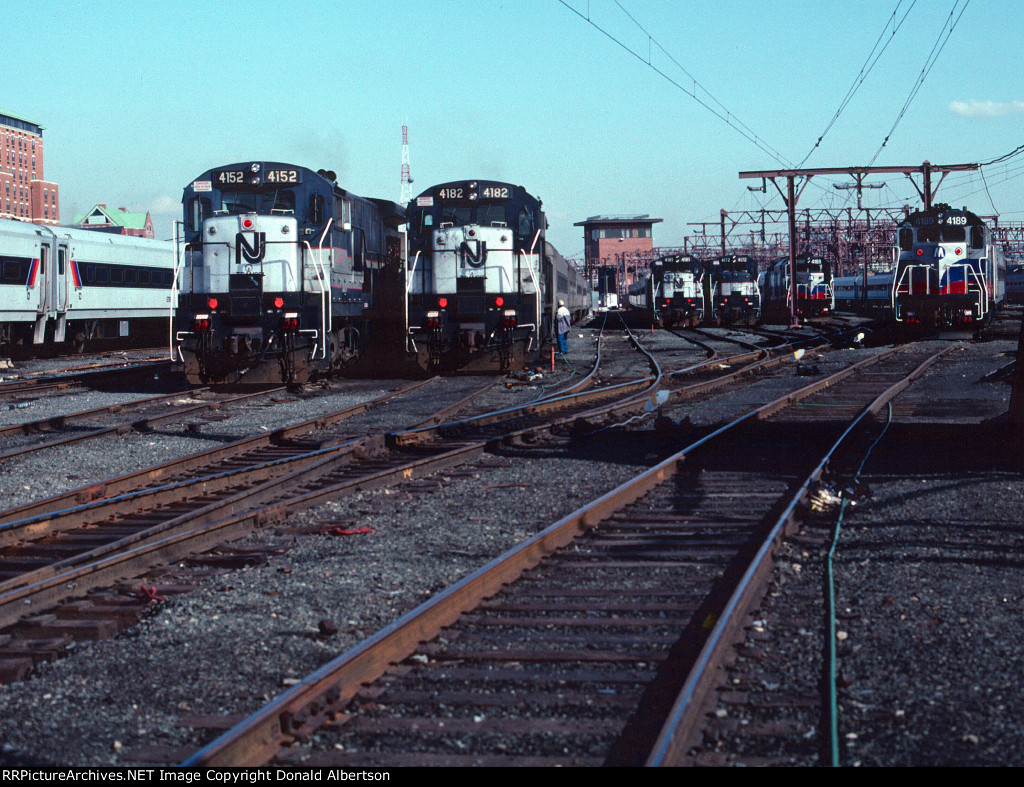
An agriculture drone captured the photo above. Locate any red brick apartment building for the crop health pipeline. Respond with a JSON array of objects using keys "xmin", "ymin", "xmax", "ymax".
[{"xmin": 0, "ymin": 110, "xmax": 59, "ymax": 226}]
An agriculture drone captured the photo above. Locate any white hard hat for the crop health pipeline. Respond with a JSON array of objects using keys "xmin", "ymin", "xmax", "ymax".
[{"xmin": 558, "ymin": 299, "xmax": 565, "ymax": 306}]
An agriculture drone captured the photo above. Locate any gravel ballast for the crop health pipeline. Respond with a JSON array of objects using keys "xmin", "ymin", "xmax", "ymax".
[{"xmin": 0, "ymin": 322, "xmax": 1021, "ymax": 767}]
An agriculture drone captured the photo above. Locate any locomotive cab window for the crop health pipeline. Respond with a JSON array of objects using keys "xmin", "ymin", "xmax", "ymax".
[
  {"xmin": 352, "ymin": 227, "xmax": 365, "ymax": 272},
  {"xmin": 899, "ymin": 228, "xmax": 913, "ymax": 251},
  {"xmin": 518, "ymin": 208, "xmax": 533, "ymax": 235},
  {"xmin": 268, "ymin": 190, "xmax": 295, "ymax": 214},
  {"xmin": 441, "ymin": 206, "xmax": 471, "ymax": 226},
  {"xmin": 221, "ymin": 191, "xmax": 257, "ymax": 215},
  {"xmin": 971, "ymin": 227, "xmax": 985, "ymax": 249},
  {"xmin": 478, "ymin": 204, "xmax": 505, "ymax": 226}
]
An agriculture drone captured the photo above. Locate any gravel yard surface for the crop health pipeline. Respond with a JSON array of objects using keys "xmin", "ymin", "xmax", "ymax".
[
  {"xmin": 0, "ymin": 321, "xmax": 1020, "ymax": 767},
  {"xmin": 694, "ymin": 326, "xmax": 1024, "ymax": 767}
]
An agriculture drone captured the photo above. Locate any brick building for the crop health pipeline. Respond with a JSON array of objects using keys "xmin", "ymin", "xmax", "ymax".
[
  {"xmin": 72, "ymin": 204, "xmax": 155, "ymax": 239},
  {"xmin": 574, "ymin": 214, "xmax": 662, "ymax": 294},
  {"xmin": 0, "ymin": 110, "xmax": 59, "ymax": 226}
]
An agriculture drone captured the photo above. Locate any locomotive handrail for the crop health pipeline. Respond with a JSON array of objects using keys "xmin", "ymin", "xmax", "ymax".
[
  {"xmin": 302, "ymin": 237, "xmax": 330, "ymax": 361},
  {"xmin": 170, "ymin": 220, "xmax": 185, "ymax": 360}
]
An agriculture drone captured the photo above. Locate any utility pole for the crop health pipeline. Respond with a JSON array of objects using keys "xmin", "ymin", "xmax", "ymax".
[
  {"xmin": 739, "ymin": 161, "xmax": 979, "ymax": 327},
  {"xmin": 400, "ymin": 125, "xmax": 413, "ymax": 206}
]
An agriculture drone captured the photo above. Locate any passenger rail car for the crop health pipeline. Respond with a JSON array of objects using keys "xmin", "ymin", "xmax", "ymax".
[
  {"xmin": 175, "ymin": 162, "xmax": 405, "ymax": 385},
  {"xmin": 1001, "ymin": 263, "xmax": 1023, "ymax": 304},
  {"xmin": 626, "ymin": 254, "xmax": 704, "ymax": 327},
  {"xmin": 762, "ymin": 253, "xmax": 833, "ymax": 323},
  {"xmin": 833, "ymin": 273, "xmax": 895, "ymax": 313},
  {"xmin": 892, "ymin": 205, "xmax": 1005, "ymax": 332},
  {"xmin": 405, "ymin": 180, "xmax": 585, "ymax": 372},
  {"xmin": 0, "ymin": 218, "xmax": 174, "ymax": 353},
  {"xmin": 709, "ymin": 254, "xmax": 760, "ymax": 325}
]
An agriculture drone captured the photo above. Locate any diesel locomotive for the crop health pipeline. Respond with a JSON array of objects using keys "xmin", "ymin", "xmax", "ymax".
[
  {"xmin": 405, "ymin": 180, "xmax": 586, "ymax": 372},
  {"xmin": 174, "ymin": 162, "xmax": 405, "ymax": 385}
]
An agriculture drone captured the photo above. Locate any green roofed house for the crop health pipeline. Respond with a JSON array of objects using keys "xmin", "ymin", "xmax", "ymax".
[{"xmin": 72, "ymin": 204, "xmax": 154, "ymax": 239}]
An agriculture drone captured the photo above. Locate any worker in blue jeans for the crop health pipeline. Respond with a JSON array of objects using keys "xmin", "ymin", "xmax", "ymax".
[{"xmin": 556, "ymin": 299, "xmax": 571, "ymax": 354}]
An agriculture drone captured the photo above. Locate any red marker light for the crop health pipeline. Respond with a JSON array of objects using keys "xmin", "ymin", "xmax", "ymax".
[
  {"xmin": 955, "ymin": 247, "xmax": 963, "ymax": 255},
  {"xmin": 495, "ymin": 297, "xmax": 504, "ymax": 307},
  {"xmin": 916, "ymin": 249, "xmax": 924, "ymax": 256},
  {"xmin": 274, "ymin": 297, "xmax": 285, "ymax": 308},
  {"xmin": 242, "ymin": 218, "xmax": 254, "ymax": 230},
  {"xmin": 208, "ymin": 298, "xmax": 218, "ymax": 310},
  {"xmin": 438, "ymin": 297, "xmax": 448, "ymax": 308}
]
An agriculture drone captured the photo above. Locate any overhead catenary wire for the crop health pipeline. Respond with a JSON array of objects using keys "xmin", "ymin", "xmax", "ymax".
[
  {"xmin": 867, "ymin": 0, "xmax": 971, "ymax": 165},
  {"xmin": 797, "ymin": 0, "xmax": 918, "ymax": 169},
  {"xmin": 555, "ymin": 0, "xmax": 794, "ymax": 170}
]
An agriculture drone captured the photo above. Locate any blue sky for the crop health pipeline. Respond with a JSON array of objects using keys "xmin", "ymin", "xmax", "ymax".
[{"xmin": 5, "ymin": 0, "xmax": 1022, "ymax": 257}]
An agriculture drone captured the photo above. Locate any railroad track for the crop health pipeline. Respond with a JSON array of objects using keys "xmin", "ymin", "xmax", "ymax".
[
  {"xmin": 0, "ymin": 321, "xmax": 656, "ymax": 678},
  {"xmin": 0, "ymin": 359, "xmax": 174, "ymax": 398},
  {"xmin": 176, "ymin": 342, "xmax": 951, "ymax": 766}
]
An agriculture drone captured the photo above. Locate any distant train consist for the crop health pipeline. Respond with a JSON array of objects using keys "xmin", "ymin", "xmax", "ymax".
[
  {"xmin": 708, "ymin": 254, "xmax": 760, "ymax": 325},
  {"xmin": 626, "ymin": 253, "xmax": 705, "ymax": 327},
  {"xmin": 1006, "ymin": 264, "xmax": 1024, "ymax": 303},
  {"xmin": 832, "ymin": 273, "xmax": 895, "ymax": 312},
  {"xmin": 0, "ymin": 218, "xmax": 174, "ymax": 354},
  {"xmin": 174, "ymin": 162, "xmax": 405, "ymax": 385},
  {"xmin": 762, "ymin": 253, "xmax": 833, "ymax": 323},
  {"xmin": 891, "ymin": 204, "xmax": 1005, "ymax": 332},
  {"xmin": 405, "ymin": 180, "xmax": 586, "ymax": 372}
]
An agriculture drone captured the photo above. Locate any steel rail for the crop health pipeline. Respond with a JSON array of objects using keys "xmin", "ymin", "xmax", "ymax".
[
  {"xmin": 0, "ymin": 388, "xmax": 212, "ymax": 438},
  {"xmin": 0, "ymin": 377, "xmax": 440, "ymax": 527},
  {"xmin": 0, "ymin": 438, "xmax": 485, "ymax": 631},
  {"xmin": 0, "ymin": 387, "xmax": 281, "ymax": 463},
  {"xmin": 0, "ymin": 360, "xmax": 174, "ymax": 397},
  {"xmin": 181, "ymin": 344, "xmax": 932, "ymax": 767},
  {"xmin": 645, "ymin": 344, "xmax": 955, "ymax": 765}
]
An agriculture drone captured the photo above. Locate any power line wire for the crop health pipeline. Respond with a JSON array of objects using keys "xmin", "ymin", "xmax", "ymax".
[
  {"xmin": 868, "ymin": 0, "xmax": 970, "ymax": 165},
  {"xmin": 797, "ymin": 0, "xmax": 917, "ymax": 168},
  {"xmin": 555, "ymin": 0, "xmax": 794, "ymax": 168}
]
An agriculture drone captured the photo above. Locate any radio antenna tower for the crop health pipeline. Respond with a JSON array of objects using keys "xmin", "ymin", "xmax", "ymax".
[{"xmin": 400, "ymin": 125, "xmax": 413, "ymax": 205}]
